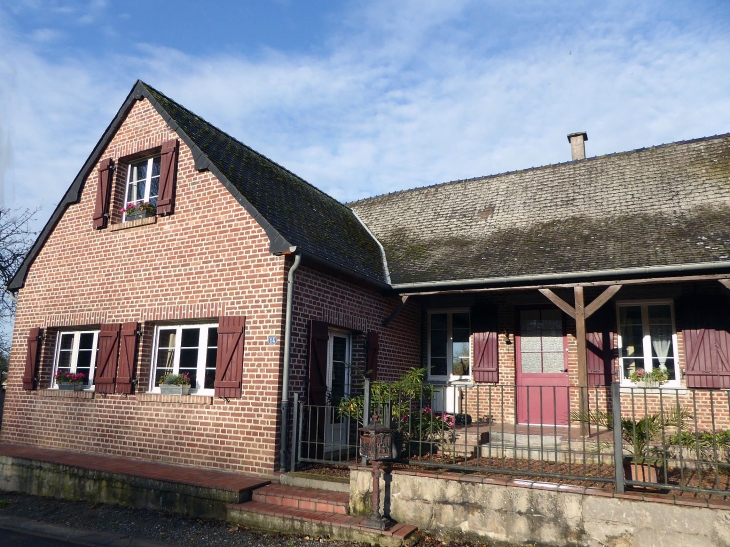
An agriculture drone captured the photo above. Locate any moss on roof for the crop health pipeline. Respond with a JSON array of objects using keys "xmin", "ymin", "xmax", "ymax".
[{"xmin": 143, "ymin": 83, "xmax": 386, "ymax": 284}]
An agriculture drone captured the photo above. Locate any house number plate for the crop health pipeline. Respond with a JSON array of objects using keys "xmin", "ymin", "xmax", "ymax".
[{"xmin": 267, "ymin": 336, "xmax": 278, "ymax": 345}]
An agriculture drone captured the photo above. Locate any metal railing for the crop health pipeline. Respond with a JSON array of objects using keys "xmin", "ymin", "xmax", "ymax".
[{"xmin": 291, "ymin": 382, "xmax": 730, "ymax": 496}]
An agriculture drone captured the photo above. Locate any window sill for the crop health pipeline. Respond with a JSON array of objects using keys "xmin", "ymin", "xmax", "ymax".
[
  {"xmin": 137, "ymin": 392, "xmax": 213, "ymax": 405},
  {"xmin": 620, "ymin": 385, "xmax": 687, "ymax": 395},
  {"xmin": 38, "ymin": 389, "xmax": 95, "ymax": 399},
  {"xmin": 109, "ymin": 215, "xmax": 157, "ymax": 232}
]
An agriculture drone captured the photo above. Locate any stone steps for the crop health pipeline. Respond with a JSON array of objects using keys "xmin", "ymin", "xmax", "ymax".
[
  {"xmin": 229, "ymin": 484, "xmax": 419, "ymax": 547},
  {"xmin": 252, "ymin": 484, "xmax": 349, "ymax": 515}
]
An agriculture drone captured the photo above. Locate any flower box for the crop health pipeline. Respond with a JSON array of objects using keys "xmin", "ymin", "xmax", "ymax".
[
  {"xmin": 160, "ymin": 385, "xmax": 190, "ymax": 396},
  {"xmin": 125, "ymin": 209, "xmax": 156, "ymax": 222},
  {"xmin": 623, "ymin": 458, "xmax": 665, "ymax": 490},
  {"xmin": 58, "ymin": 383, "xmax": 84, "ymax": 391}
]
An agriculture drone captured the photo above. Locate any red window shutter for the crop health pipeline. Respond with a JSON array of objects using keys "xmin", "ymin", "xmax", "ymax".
[
  {"xmin": 586, "ymin": 309, "xmax": 616, "ymax": 386},
  {"xmin": 22, "ymin": 328, "xmax": 42, "ymax": 390},
  {"xmin": 92, "ymin": 159, "xmax": 114, "ymax": 229},
  {"xmin": 157, "ymin": 139, "xmax": 179, "ymax": 216},
  {"xmin": 471, "ymin": 306, "xmax": 499, "ymax": 383},
  {"xmin": 115, "ymin": 322, "xmax": 138, "ymax": 394},
  {"xmin": 365, "ymin": 331, "xmax": 379, "ymax": 381},
  {"xmin": 683, "ymin": 301, "xmax": 730, "ymax": 389},
  {"xmin": 215, "ymin": 316, "xmax": 246, "ymax": 398},
  {"xmin": 308, "ymin": 320, "xmax": 329, "ymax": 405},
  {"xmin": 95, "ymin": 324, "xmax": 121, "ymax": 394}
]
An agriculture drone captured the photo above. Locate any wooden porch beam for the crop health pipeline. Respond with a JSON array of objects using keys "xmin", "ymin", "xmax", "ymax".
[
  {"xmin": 584, "ymin": 285, "xmax": 622, "ymax": 319},
  {"xmin": 574, "ymin": 286, "xmax": 588, "ymax": 389},
  {"xmin": 381, "ymin": 295, "xmax": 409, "ymax": 327},
  {"xmin": 719, "ymin": 279, "xmax": 730, "ymax": 292},
  {"xmin": 538, "ymin": 288, "xmax": 576, "ymax": 319}
]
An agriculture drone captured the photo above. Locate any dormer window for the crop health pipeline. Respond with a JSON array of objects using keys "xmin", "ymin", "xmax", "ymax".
[{"xmin": 123, "ymin": 157, "xmax": 160, "ymax": 220}]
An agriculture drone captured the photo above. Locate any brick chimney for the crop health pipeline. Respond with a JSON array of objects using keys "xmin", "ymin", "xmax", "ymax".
[{"xmin": 567, "ymin": 132, "xmax": 588, "ymax": 161}]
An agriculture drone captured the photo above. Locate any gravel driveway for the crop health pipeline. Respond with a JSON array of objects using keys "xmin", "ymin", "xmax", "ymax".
[{"xmin": 0, "ymin": 492, "xmax": 514, "ymax": 547}]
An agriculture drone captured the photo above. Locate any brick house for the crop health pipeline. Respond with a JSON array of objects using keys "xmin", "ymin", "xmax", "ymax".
[{"xmin": 4, "ymin": 81, "xmax": 730, "ymax": 477}]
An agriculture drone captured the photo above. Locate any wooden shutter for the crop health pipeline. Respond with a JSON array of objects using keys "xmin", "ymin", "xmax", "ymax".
[
  {"xmin": 365, "ymin": 331, "xmax": 379, "ymax": 381},
  {"xmin": 308, "ymin": 320, "xmax": 329, "ymax": 406},
  {"xmin": 471, "ymin": 305, "xmax": 499, "ymax": 383},
  {"xmin": 92, "ymin": 158, "xmax": 114, "ymax": 229},
  {"xmin": 115, "ymin": 322, "xmax": 138, "ymax": 394},
  {"xmin": 22, "ymin": 328, "xmax": 42, "ymax": 390},
  {"xmin": 215, "ymin": 316, "xmax": 246, "ymax": 398},
  {"xmin": 586, "ymin": 308, "xmax": 616, "ymax": 386},
  {"xmin": 157, "ymin": 139, "xmax": 179, "ymax": 216},
  {"xmin": 684, "ymin": 300, "xmax": 730, "ymax": 388},
  {"xmin": 95, "ymin": 323, "xmax": 121, "ymax": 394}
]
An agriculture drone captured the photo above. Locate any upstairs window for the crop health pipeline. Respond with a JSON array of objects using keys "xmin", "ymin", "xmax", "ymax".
[
  {"xmin": 123, "ymin": 157, "xmax": 160, "ymax": 220},
  {"xmin": 53, "ymin": 331, "xmax": 99, "ymax": 388}
]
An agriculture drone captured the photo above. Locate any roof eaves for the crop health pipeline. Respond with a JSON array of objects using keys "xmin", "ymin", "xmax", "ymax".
[{"xmin": 391, "ymin": 261, "xmax": 730, "ymax": 293}]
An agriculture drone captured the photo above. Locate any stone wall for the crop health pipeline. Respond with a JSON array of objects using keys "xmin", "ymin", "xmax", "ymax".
[{"xmin": 351, "ymin": 468, "xmax": 730, "ymax": 546}]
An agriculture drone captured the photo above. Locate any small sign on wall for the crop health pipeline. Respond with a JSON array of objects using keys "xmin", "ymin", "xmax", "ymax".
[{"xmin": 267, "ymin": 336, "xmax": 278, "ymax": 345}]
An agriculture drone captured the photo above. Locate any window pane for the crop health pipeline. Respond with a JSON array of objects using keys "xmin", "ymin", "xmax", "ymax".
[
  {"xmin": 543, "ymin": 352, "xmax": 565, "ymax": 373},
  {"xmin": 452, "ymin": 341, "xmax": 469, "ymax": 376},
  {"xmin": 76, "ymin": 349, "xmax": 92, "ymax": 371},
  {"xmin": 623, "ymin": 358, "xmax": 642, "ymax": 379},
  {"xmin": 332, "ymin": 336, "xmax": 347, "ymax": 363},
  {"xmin": 619, "ymin": 306, "xmax": 644, "ymax": 358},
  {"xmin": 521, "ymin": 353, "xmax": 542, "ymax": 373},
  {"xmin": 452, "ymin": 312, "xmax": 469, "ymax": 331},
  {"xmin": 431, "ymin": 313, "xmax": 447, "ymax": 330},
  {"xmin": 156, "ymin": 329, "xmax": 176, "ymax": 383},
  {"xmin": 60, "ymin": 333, "xmax": 74, "ymax": 351},
  {"xmin": 430, "ymin": 357, "xmax": 447, "ymax": 376},
  {"xmin": 79, "ymin": 333, "xmax": 94, "ymax": 350},
  {"xmin": 133, "ymin": 160, "xmax": 147, "ymax": 182},
  {"xmin": 520, "ymin": 310, "xmax": 541, "ymax": 352},
  {"xmin": 151, "ymin": 157, "xmax": 160, "ymax": 177},
  {"xmin": 181, "ymin": 328, "xmax": 200, "ymax": 348},
  {"xmin": 179, "ymin": 348, "xmax": 198, "ymax": 369},
  {"xmin": 430, "ymin": 327, "xmax": 447, "ymax": 358},
  {"xmin": 648, "ymin": 305, "xmax": 674, "ymax": 372},
  {"xmin": 204, "ymin": 328, "xmax": 218, "ymax": 390},
  {"xmin": 57, "ymin": 350, "xmax": 72, "ymax": 371}
]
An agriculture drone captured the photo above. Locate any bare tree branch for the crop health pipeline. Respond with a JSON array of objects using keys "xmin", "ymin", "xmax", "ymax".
[{"xmin": 0, "ymin": 207, "xmax": 38, "ymax": 320}]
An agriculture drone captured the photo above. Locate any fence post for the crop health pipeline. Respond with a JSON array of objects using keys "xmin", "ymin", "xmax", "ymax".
[
  {"xmin": 290, "ymin": 392, "xmax": 299, "ymax": 472},
  {"xmin": 362, "ymin": 379, "xmax": 370, "ymax": 467},
  {"xmin": 611, "ymin": 381, "xmax": 625, "ymax": 493}
]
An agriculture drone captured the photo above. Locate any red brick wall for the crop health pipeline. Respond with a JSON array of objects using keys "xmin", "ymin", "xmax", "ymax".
[
  {"xmin": 287, "ymin": 263, "xmax": 422, "ymax": 402},
  {"xmin": 2, "ymin": 98, "xmax": 291, "ymax": 475}
]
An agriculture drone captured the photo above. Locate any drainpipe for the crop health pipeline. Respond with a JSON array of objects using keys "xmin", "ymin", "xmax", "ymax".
[{"xmin": 280, "ymin": 252, "xmax": 302, "ymax": 472}]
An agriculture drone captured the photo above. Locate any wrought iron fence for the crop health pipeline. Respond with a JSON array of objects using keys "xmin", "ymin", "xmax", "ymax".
[{"xmin": 291, "ymin": 381, "xmax": 730, "ymax": 496}]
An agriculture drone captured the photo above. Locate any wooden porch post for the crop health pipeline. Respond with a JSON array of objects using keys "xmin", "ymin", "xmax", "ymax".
[{"xmin": 574, "ymin": 286, "xmax": 588, "ymax": 436}]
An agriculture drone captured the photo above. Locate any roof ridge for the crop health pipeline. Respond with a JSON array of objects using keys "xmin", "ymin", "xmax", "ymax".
[
  {"xmin": 348, "ymin": 131, "xmax": 730, "ymax": 206},
  {"xmin": 140, "ymin": 81, "xmax": 354, "ymax": 215}
]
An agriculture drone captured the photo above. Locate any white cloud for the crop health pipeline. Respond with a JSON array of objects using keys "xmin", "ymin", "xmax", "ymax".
[{"xmin": 1, "ymin": 0, "xmax": 730, "ymax": 225}]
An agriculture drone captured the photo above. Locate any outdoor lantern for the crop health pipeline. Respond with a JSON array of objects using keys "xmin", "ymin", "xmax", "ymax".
[{"xmin": 359, "ymin": 415, "xmax": 395, "ymax": 530}]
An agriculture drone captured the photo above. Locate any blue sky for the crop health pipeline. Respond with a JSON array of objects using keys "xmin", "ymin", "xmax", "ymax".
[{"xmin": 1, "ymin": 0, "xmax": 730, "ymax": 232}]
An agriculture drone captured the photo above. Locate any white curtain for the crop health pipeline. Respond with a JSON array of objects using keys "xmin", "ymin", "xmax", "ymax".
[{"xmin": 652, "ymin": 326, "xmax": 672, "ymax": 369}]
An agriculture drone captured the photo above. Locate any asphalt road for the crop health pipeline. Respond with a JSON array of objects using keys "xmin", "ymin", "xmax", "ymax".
[{"xmin": 0, "ymin": 527, "xmax": 80, "ymax": 546}]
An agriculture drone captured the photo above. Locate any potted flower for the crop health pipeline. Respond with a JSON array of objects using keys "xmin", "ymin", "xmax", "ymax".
[
  {"xmin": 55, "ymin": 370, "xmax": 86, "ymax": 391},
  {"xmin": 158, "ymin": 372, "xmax": 191, "ymax": 395},
  {"xmin": 121, "ymin": 201, "xmax": 156, "ymax": 221},
  {"xmin": 629, "ymin": 367, "xmax": 669, "ymax": 388}
]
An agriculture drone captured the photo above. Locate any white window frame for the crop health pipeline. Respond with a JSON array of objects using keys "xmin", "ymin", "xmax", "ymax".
[
  {"xmin": 123, "ymin": 156, "xmax": 160, "ymax": 220},
  {"xmin": 52, "ymin": 330, "xmax": 100, "ymax": 389},
  {"xmin": 327, "ymin": 328, "xmax": 352, "ymax": 403},
  {"xmin": 427, "ymin": 308, "xmax": 471, "ymax": 382},
  {"xmin": 149, "ymin": 323, "xmax": 218, "ymax": 395},
  {"xmin": 616, "ymin": 300, "xmax": 681, "ymax": 387}
]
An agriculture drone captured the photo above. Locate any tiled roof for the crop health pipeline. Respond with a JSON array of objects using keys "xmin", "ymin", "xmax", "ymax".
[
  {"xmin": 350, "ymin": 134, "xmax": 730, "ymax": 286},
  {"xmin": 142, "ymin": 83, "xmax": 387, "ymax": 284}
]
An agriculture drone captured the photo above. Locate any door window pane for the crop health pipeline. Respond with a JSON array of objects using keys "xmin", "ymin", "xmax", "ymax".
[
  {"xmin": 430, "ymin": 313, "xmax": 448, "ymax": 376},
  {"xmin": 330, "ymin": 336, "xmax": 348, "ymax": 406},
  {"xmin": 520, "ymin": 309, "xmax": 565, "ymax": 374}
]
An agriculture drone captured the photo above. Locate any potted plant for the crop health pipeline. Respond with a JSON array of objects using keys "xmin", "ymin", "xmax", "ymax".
[
  {"xmin": 55, "ymin": 370, "xmax": 86, "ymax": 391},
  {"xmin": 121, "ymin": 201, "xmax": 156, "ymax": 221},
  {"xmin": 628, "ymin": 367, "xmax": 669, "ymax": 388},
  {"xmin": 158, "ymin": 372, "xmax": 191, "ymax": 395},
  {"xmin": 571, "ymin": 407, "xmax": 691, "ymax": 487}
]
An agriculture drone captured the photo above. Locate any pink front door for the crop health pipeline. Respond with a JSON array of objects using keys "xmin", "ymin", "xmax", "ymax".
[{"xmin": 516, "ymin": 308, "xmax": 570, "ymax": 425}]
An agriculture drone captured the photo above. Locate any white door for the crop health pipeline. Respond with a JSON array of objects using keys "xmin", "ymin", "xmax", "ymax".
[{"xmin": 325, "ymin": 330, "xmax": 351, "ymax": 453}]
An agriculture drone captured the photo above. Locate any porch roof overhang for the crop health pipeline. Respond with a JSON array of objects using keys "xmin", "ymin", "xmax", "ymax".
[{"xmin": 388, "ymin": 260, "xmax": 730, "ymax": 296}]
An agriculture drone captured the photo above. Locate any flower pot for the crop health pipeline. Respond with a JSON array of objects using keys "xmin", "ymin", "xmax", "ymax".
[
  {"xmin": 160, "ymin": 385, "xmax": 190, "ymax": 395},
  {"xmin": 58, "ymin": 383, "xmax": 84, "ymax": 391},
  {"xmin": 125, "ymin": 209, "xmax": 156, "ymax": 222},
  {"xmin": 623, "ymin": 458, "xmax": 664, "ymax": 489}
]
